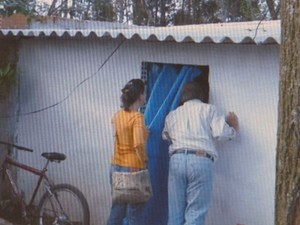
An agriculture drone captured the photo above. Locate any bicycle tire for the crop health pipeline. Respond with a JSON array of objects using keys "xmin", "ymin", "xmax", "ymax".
[{"xmin": 38, "ymin": 184, "xmax": 90, "ymax": 225}]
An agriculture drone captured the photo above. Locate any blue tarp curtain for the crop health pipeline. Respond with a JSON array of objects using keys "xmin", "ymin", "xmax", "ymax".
[{"xmin": 143, "ymin": 64, "xmax": 202, "ymax": 225}]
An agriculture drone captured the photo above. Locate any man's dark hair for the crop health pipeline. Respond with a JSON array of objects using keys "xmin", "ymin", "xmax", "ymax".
[{"xmin": 181, "ymin": 81, "xmax": 209, "ymax": 104}]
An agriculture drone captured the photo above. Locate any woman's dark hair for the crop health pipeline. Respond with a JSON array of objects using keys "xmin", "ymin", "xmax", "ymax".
[
  {"xmin": 121, "ymin": 79, "xmax": 145, "ymax": 110},
  {"xmin": 181, "ymin": 81, "xmax": 208, "ymax": 104}
]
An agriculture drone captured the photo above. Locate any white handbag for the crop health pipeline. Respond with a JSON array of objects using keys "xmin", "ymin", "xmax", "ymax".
[{"xmin": 112, "ymin": 168, "xmax": 153, "ymax": 204}]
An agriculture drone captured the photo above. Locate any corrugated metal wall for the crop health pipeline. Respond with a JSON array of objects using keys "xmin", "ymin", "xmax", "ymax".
[{"xmin": 15, "ymin": 37, "xmax": 279, "ymax": 225}]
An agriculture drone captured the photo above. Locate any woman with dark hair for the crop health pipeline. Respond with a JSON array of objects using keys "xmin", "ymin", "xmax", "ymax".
[{"xmin": 107, "ymin": 79, "xmax": 149, "ymax": 225}]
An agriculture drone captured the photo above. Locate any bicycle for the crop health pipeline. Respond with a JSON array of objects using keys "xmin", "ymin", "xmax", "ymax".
[{"xmin": 0, "ymin": 140, "xmax": 90, "ymax": 225}]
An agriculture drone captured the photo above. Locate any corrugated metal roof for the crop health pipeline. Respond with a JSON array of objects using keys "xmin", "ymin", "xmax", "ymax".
[{"xmin": 0, "ymin": 17, "xmax": 280, "ymax": 44}]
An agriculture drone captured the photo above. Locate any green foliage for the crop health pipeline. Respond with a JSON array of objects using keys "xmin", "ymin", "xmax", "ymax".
[
  {"xmin": 0, "ymin": 0, "xmax": 272, "ymax": 26},
  {"xmin": 0, "ymin": 0, "xmax": 36, "ymax": 17},
  {"xmin": 171, "ymin": 0, "xmax": 220, "ymax": 25},
  {"xmin": 223, "ymin": 0, "xmax": 260, "ymax": 22},
  {"xmin": 93, "ymin": 0, "xmax": 115, "ymax": 21},
  {"xmin": 0, "ymin": 64, "xmax": 16, "ymax": 98},
  {"xmin": 240, "ymin": 0, "xmax": 260, "ymax": 21},
  {"xmin": 132, "ymin": 0, "xmax": 149, "ymax": 25}
]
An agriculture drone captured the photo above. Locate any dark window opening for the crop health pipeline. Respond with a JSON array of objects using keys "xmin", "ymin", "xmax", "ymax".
[{"xmin": 141, "ymin": 62, "xmax": 210, "ymax": 113}]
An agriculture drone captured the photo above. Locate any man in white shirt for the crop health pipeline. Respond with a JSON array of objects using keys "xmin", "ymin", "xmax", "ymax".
[{"xmin": 162, "ymin": 81, "xmax": 239, "ymax": 225}]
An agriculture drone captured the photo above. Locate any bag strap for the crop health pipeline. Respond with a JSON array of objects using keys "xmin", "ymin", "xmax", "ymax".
[{"xmin": 135, "ymin": 148, "xmax": 143, "ymax": 164}]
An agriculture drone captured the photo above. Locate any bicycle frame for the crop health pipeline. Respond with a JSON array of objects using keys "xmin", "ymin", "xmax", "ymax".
[
  {"xmin": 1, "ymin": 141, "xmax": 90, "ymax": 225},
  {"xmin": 2, "ymin": 155, "xmax": 53, "ymax": 209}
]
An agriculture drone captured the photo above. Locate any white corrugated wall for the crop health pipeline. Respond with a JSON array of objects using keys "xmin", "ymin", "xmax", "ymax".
[{"xmin": 16, "ymin": 37, "xmax": 279, "ymax": 225}]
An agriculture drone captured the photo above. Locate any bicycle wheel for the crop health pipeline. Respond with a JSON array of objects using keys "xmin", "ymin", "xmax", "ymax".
[{"xmin": 38, "ymin": 184, "xmax": 90, "ymax": 225}]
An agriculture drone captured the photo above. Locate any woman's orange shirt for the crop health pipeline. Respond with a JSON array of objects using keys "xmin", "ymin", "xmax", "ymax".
[{"xmin": 111, "ymin": 110, "xmax": 149, "ymax": 169}]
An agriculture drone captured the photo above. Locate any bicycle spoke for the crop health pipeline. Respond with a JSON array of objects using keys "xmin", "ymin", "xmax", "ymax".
[{"xmin": 38, "ymin": 184, "xmax": 89, "ymax": 225}]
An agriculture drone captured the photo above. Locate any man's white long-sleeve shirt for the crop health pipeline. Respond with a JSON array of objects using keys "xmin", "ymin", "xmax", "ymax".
[{"xmin": 162, "ymin": 99, "xmax": 236, "ymax": 160}]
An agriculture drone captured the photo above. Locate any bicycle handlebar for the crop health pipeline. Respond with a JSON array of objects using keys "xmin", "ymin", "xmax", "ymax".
[{"xmin": 0, "ymin": 140, "xmax": 34, "ymax": 152}]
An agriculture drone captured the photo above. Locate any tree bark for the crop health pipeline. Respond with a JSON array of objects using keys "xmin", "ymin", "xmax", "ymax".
[
  {"xmin": 48, "ymin": 0, "xmax": 58, "ymax": 16},
  {"xmin": 266, "ymin": 0, "xmax": 277, "ymax": 19},
  {"xmin": 0, "ymin": 38, "xmax": 19, "ymax": 202},
  {"xmin": 275, "ymin": 1, "xmax": 300, "ymax": 225}
]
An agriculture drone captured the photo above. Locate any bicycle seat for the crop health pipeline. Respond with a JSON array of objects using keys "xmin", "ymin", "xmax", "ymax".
[{"xmin": 41, "ymin": 152, "xmax": 66, "ymax": 162}]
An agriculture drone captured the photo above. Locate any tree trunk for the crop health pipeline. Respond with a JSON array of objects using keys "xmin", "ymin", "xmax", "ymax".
[
  {"xmin": 266, "ymin": 0, "xmax": 277, "ymax": 19},
  {"xmin": 275, "ymin": 1, "xmax": 300, "ymax": 225},
  {"xmin": 48, "ymin": 0, "xmax": 58, "ymax": 16},
  {"xmin": 0, "ymin": 38, "xmax": 19, "ymax": 202},
  {"xmin": 160, "ymin": 0, "xmax": 166, "ymax": 26}
]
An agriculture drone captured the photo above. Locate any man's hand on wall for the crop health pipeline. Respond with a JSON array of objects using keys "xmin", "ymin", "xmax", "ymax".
[{"xmin": 226, "ymin": 112, "xmax": 239, "ymax": 131}]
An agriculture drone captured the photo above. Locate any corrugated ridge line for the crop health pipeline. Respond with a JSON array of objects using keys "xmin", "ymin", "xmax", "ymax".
[{"xmin": 0, "ymin": 20, "xmax": 281, "ymax": 44}]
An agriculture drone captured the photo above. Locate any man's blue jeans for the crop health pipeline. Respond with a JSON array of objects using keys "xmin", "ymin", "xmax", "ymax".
[
  {"xmin": 168, "ymin": 152, "xmax": 214, "ymax": 225},
  {"xmin": 107, "ymin": 165, "xmax": 146, "ymax": 225}
]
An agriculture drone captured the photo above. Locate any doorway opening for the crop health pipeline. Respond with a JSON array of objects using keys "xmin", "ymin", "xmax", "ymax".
[{"xmin": 139, "ymin": 62, "xmax": 210, "ymax": 225}]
